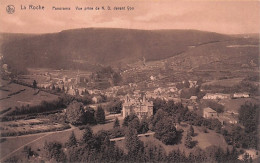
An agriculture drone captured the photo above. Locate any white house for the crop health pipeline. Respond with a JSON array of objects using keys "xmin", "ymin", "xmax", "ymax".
[
  {"xmin": 233, "ymin": 93, "xmax": 250, "ymax": 98},
  {"xmin": 203, "ymin": 93, "xmax": 231, "ymax": 100},
  {"xmin": 203, "ymin": 107, "xmax": 218, "ymax": 119}
]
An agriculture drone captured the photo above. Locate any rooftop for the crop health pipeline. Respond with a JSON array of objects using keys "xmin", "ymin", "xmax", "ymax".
[{"xmin": 204, "ymin": 107, "xmax": 216, "ymax": 113}]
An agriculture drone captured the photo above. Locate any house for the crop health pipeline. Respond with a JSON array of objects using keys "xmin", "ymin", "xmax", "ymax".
[
  {"xmin": 233, "ymin": 93, "xmax": 250, "ymax": 98},
  {"xmin": 188, "ymin": 80, "xmax": 197, "ymax": 88},
  {"xmin": 187, "ymin": 105, "xmax": 194, "ymax": 111},
  {"xmin": 150, "ymin": 76, "xmax": 156, "ymax": 81},
  {"xmin": 92, "ymin": 96, "xmax": 102, "ymax": 104},
  {"xmin": 238, "ymin": 149, "xmax": 259, "ymax": 160},
  {"xmin": 122, "ymin": 95, "xmax": 153, "ymax": 119},
  {"xmin": 218, "ymin": 114, "xmax": 238, "ymax": 125},
  {"xmin": 203, "ymin": 93, "xmax": 231, "ymax": 100},
  {"xmin": 67, "ymin": 88, "xmax": 79, "ymax": 96},
  {"xmin": 203, "ymin": 107, "xmax": 218, "ymax": 119},
  {"xmin": 190, "ymin": 96, "xmax": 198, "ymax": 101}
]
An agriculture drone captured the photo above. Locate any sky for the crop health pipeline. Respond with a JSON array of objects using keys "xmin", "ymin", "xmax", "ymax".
[{"xmin": 0, "ymin": 0, "xmax": 259, "ymax": 34}]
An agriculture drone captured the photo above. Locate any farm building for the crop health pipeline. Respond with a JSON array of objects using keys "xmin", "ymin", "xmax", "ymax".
[
  {"xmin": 122, "ymin": 95, "xmax": 153, "ymax": 119},
  {"xmin": 203, "ymin": 93, "xmax": 231, "ymax": 100},
  {"xmin": 203, "ymin": 107, "xmax": 218, "ymax": 119},
  {"xmin": 233, "ymin": 93, "xmax": 250, "ymax": 98}
]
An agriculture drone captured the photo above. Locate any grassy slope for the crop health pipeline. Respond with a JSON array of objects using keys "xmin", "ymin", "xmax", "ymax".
[
  {"xmin": 0, "ymin": 82, "xmax": 58, "ymax": 111},
  {"xmin": 115, "ymin": 123, "xmax": 227, "ymax": 155}
]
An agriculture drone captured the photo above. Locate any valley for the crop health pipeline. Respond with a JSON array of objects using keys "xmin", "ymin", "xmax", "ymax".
[{"xmin": 0, "ymin": 28, "xmax": 259, "ymax": 162}]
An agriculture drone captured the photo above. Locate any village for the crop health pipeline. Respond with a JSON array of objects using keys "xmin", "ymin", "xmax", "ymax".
[{"xmin": 15, "ymin": 66, "xmax": 254, "ymax": 130}]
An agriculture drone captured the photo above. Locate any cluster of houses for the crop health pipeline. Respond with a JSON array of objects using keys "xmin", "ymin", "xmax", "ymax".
[
  {"xmin": 145, "ymin": 86, "xmax": 180, "ymax": 101},
  {"xmin": 35, "ymin": 71, "xmax": 91, "ymax": 96}
]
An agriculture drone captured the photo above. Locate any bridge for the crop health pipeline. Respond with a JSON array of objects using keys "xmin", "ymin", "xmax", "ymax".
[{"xmin": 110, "ymin": 132, "xmax": 155, "ymax": 142}]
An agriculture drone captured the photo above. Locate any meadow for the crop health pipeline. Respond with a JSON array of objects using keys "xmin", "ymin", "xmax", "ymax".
[{"xmin": 0, "ymin": 81, "xmax": 58, "ymax": 112}]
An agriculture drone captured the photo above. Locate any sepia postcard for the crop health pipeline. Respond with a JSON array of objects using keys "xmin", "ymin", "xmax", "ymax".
[{"xmin": 0, "ymin": 0, "xmax": 259, "ymax": 162}]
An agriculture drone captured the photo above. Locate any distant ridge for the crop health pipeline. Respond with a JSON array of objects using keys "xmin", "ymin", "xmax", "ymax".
[{"xmin": 0, "ymin": 28, "xmax": 233, "ymax": 71}]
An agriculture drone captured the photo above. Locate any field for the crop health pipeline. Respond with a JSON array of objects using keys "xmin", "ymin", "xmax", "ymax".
[
  {"xmin": 0, "ymin": 134, "xmax": 46, "ymax": 160},
  {"xmin": 0, "ymin": 79, "xmax": 58, "ymax": 112},
  {"xmin": 22, "ymin": 68, "xmax": 92, "ymax": 84},
  {"xmin": 0, "ymin": 118, "xmax": 71, "ymax": 137},
  {"xmin": 0, "ymin": 129, "xmax": 74, "ymax": 161},
  {"xmin": 219, "ymin": 97, "xmax": 260, "ymax": 114},
  {"xmin": 202, "ymin": 78, "xmax": 243, "ymax": 87}
]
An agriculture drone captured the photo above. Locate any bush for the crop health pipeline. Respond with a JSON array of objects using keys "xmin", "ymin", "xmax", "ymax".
[{"xmin": 66, "ymin": 101, "xmax": 86, "ymax": 125}]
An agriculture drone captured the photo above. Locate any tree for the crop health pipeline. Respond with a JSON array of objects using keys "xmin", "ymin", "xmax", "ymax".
[
  {"xmin": 66, "ymin": 131, "xmax": 77, "ymax": 148},
  {"xmin": 122, "ymin": 114, "xmax": 138, "ymax": 127},
  {"xmin": 32, "ymin": 80, "xmax": 37, "ymax": 89},
  {"xmin": 113, "ymin": 117, "xmax": 120, "ymax": 128},
  {"xmin": 66, "ymin": 101, "xmax": 86, "ymax": 125},
  {"xmin": 22, "ymin": 146, "xmax": 33, "ymax": 159},
  {"xmin": 43, "ymin": 141, "xmax": 67, "ymax": 162},
  {"xmin": 139, "ymin": 117, "xmax": 149, "ymax": 134},
  {"xmin": 152, "ymin": 109, "xmax": 167, "ymax": 127},
  {"xmin": 95, "ymin": 106, "xmax": 105, "ymax": 124},
  {"xmin": 188, "ymin": 125, "xmax": 195, "ymax": 137},
  {"xmin": 85, "ymin": 107, "xmax": 96, "ymax": 124},
  {"xmin": 185, "ymin": 133, "xmax": 193, "ymax": 148},
  {"xmin": 143, "ymin": 142, "xmax": 166, "ymax": 162},
  {"xmin": 206, "ymin": 101, "xmax": 224, "ymax": 113},
  {"xmin": 125, "ymin": 125, "xmax": 144, "ymax": 157},
  {"xmin": 81, "ymin": 126, "xmax": 97, "ymax": 150},
  {"xmin": 108, "ymin": 100, "xmax": 122, "ymax": 113},
  {"xmin": 112, "ymin": 72, "xmax": 122, "ymax": 86},
  {"xmin": 184, "ymin": 80, "xmax": 190, "ymax": 88},
  {"xmin": 154, "ymin": 117, "xmax": 178, "ymax": 145},
  {"xmin": 239, "ymin": 102, "xmax": 258, "ymax": 133},
  {"xmin": 168, "ymin": 149, "xmax": 187, "ymax": 162},
  {"xmin": 152, "ymin": 98, "xmax": 167, "ymax": 114}
]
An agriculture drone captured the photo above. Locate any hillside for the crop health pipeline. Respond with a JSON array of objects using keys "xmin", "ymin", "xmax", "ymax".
[
  {"xmin": 0, "ymin": 28, "xmax": 231, "ymax": 71},
  {"xmin": 121, "ymin": 36, "xmax": 259, "ymax": 82}
]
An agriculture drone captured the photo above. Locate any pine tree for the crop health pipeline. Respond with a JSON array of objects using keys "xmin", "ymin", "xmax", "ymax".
[
  {"xmin": 81, "ymin": 126, "xmax": 93, "ymax": 144},
  {"xmin": 33, "ymin": 80, "xmax": 37, "ymax": 89},
  {"xmin": 125, "ymin": 125, "xmax": 144, "ymax": 157},
  {"xmin": 95, "ymin": 106, "xmax": 106, "ymax": 124},
  {"xmin": 113, "ymin": 117, "xmax": 120, "ymax": 128},
  {"xmin": 81, "ymin": 126, "xmax": 96, "ymax": 149},
  {"xmin": 189, "ymin": 125, "xmax": 195, "ymax": 137},
  {"xmin": 185, "ymin": 133, "xmax": 193, "ymax": 148},
  {"xmin": 66, "ymin": 131, "xmax": 77, "ymax": 148}
]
